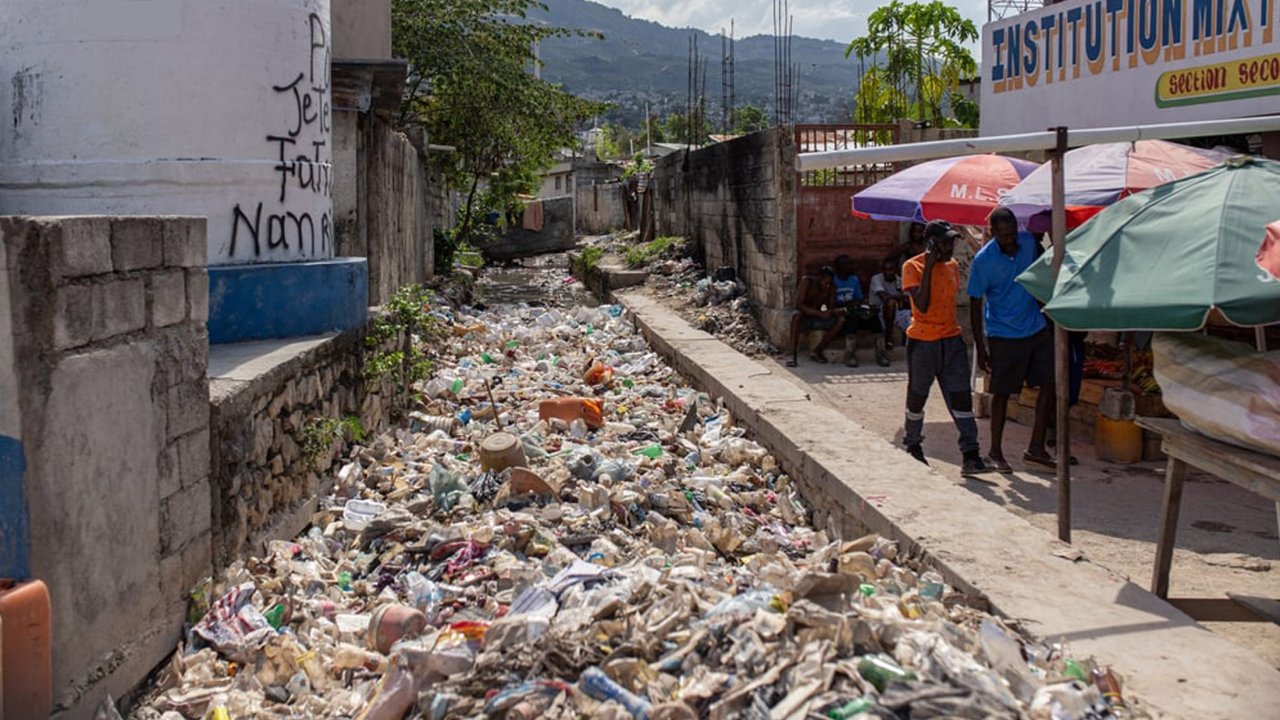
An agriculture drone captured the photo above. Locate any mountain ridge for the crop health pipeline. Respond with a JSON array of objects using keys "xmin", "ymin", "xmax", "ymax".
[{"xmin": 528, "ymin": 0, "xmax": 864, "ymax": 125}]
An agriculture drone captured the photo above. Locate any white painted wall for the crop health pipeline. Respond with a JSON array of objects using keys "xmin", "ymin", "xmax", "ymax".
[{"xmin": 0, "ymin": 0, "xmax": 335, "ymax": 265}]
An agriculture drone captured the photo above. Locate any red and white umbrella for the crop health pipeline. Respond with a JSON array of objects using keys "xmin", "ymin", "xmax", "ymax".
[
  {"xmin": 851, "ymin": 154, "xmax": 1040, "ymax": 226},
  {"xmin": 1000, "ymin": 140, "xmax": 1232, "ymax": 232},
  {"xmin": 1258, "ymin": 219, "xmax": 1280, "ymax": 280}
]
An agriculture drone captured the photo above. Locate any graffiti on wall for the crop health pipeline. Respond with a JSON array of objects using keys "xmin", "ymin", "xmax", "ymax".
[{"xmin": 228, "ymin": 11, "xmax": 334, "ymax": 260}]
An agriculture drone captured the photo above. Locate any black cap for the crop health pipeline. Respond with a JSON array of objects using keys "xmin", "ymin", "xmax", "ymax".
[{"xmin": 924, "ymin": 220, "xmax": 960, "ymax": 240}]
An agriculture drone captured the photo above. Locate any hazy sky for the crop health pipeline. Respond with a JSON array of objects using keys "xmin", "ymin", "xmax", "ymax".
[{"xmin": 590, "ymin": 0, "xmax": 989, "ymax": 49}]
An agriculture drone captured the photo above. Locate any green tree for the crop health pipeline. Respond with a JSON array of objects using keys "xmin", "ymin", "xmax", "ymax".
[
  {"xmin": 730, "ymin": 104, "xmax": 770, "ymax": 135},
  {"xmin": 661, "ymin": 111, "xmax": 714, "ymax": 146},
  {"xmin": 393, "ymin": 0, "xmax": 606, "ymax": 243},
  {"xmin": 844, "ymin": 0, "xmax": 978, "ymax": 128},
  {"xmin": 596, "ymin": 123, "xmax": 643, "ymax": 160}
]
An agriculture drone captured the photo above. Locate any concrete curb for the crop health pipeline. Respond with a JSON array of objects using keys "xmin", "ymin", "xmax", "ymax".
[{"xmin": 616, "ymin": 290, "xmax": 1280, "ymax": 720}]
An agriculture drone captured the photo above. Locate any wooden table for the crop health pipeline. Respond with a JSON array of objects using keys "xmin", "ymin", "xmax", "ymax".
[{"xmin": 1137, "ymin": 417, "xmax": 1280, "ymax": 624}]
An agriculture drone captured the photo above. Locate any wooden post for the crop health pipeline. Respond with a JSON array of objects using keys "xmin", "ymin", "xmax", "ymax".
[{"xmin": 1050, "ymin": 127, "xmax": 1071, "ymax": 543}]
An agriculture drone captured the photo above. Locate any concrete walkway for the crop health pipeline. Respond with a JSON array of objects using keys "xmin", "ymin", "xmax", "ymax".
[
  {"xmin": 772, "ymin": 341, "xmax": 1280, "ymax": 669},
  {"xmin": 618, "ymin": 290, "xmax": 1280, "ymax": 720}
]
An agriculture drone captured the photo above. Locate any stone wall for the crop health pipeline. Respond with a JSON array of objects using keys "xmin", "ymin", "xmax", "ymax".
[
  {"xmin": 208, "ymin": 329, "xmax": 394, "ymax": 569},
  {"xmin": 650, "ymin": 128, "xmax": 797, "ymax": 345},
  {"xmin": 0, "ymin": 216, "xmax": 210, "ymax": 718},
  {"xmin": 575, "ymin": 181, "xmax": 628, "ymax": 236},
  {"xmin": 479, "ymin": 196, "xmax": 577, "ymax": 262}
]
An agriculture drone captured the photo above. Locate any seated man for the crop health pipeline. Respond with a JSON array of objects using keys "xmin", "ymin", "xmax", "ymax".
[
  {"xmin": 787, "ymin": 267, "xmax": 844, "ymax": 367},
  {"xmin": 869, "ymin": 258, "xmax": 911, "ymax": 350},
  {"xmin": 833, "ymin": 255, "xmax": 889, "ymax": 367}
]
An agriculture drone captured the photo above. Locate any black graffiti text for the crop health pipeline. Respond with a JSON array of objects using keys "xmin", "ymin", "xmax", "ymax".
[
  {"xmin": 267, "ymin": 135, "xmax": 333, "ymax": 203},
  {"xmin": 230, "ymin": 202, "xmax": 331, "ymax": 258}
]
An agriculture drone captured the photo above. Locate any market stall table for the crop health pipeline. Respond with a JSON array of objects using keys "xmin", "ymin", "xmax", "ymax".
[{"xmin": 1138, "ymin": 416, "xmax": 1280, "ymax": 624}]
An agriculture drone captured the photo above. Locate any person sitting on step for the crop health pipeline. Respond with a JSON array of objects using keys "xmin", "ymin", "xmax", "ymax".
[
  {"xmin": 833, "ymin": 255, "xmax": 890, "ymax": 367},
  {"xmin": 786, "ymin": 266, "xmax": 844, "ymax": 367}
]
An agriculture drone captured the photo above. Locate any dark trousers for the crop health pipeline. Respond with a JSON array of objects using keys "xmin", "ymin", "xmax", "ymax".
[{"xmin": 904, "ymin": 335, "xmax": 980, "ymax": 455}]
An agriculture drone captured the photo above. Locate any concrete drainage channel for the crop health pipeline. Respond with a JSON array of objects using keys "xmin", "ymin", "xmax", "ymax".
[{"xmin": 612, "ymin": 290, "xmax": 1280, "ymax": 719}]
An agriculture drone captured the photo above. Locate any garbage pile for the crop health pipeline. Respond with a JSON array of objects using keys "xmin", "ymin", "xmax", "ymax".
[
  {"xmin": 646, "ymin": 261, "xmax": 778, "ymax": 358},
  {"xmin": 134, "ymin": 302, "xmax": 1142, "ymax": 720}
]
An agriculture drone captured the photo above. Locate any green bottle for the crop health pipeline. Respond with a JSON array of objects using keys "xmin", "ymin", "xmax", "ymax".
[
  {"xmin": 1064, "ymin": 658, "xmax": 1087, "ymax": 683},
  {"xmin": 827, "ymin": 698, "xmax": 873, "ymax": 720},
  {"xmin": 337, "ymin": 571, "xmax": 353, "ymax": 592},
  {"xmin": 480, "ymin": 352, "xmax": 495, "ymax": 364},
  {"xmin": 633, "ymin": 444, "xmax": 662, "ymax": 458},
  {"xmin": 450, "ymin": 378, "xmax": 464, "ymax": 394},
  {"xmin": 264, "ymin": 603, "xmax": 287, "ymax": 629},
  {"xmin": 857, "ymin": 655, "xmax": 916, "ymax": 692}
]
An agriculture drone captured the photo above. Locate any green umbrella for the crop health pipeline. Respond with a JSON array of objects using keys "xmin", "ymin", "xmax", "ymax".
[{"xmin": 1017, "ymin": 156, "xmax": 1280, "ymax": 331}]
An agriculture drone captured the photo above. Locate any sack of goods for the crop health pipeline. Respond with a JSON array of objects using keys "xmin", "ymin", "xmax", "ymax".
[{"xmin": 1153, "ymin": 332, "xmax": 1280, "ymax": 457}]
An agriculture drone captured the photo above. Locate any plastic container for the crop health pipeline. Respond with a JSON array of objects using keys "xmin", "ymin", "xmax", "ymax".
[
  {"xmin": 0, "ymin": 579, "xmax": 53, "ymax": 719},
  {"xmin": 478, "ymin": 433, "xmax": 528, "ymax": 472},
  {"xmin": 368, "ymin": 604, "xmax": 428, "ymax": 654},
  {"xmin": 1095, "ymin": 416, "xmax": 1143, "ymax": 464},
  {"xmin": 538, "ymin": 397, "xmax": 604, "ymax": 429}
]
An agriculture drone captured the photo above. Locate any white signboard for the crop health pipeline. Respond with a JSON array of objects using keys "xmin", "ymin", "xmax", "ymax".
[{"xmin": 980, "ymin": 0, "xmax": 1280, "ymax": 135}]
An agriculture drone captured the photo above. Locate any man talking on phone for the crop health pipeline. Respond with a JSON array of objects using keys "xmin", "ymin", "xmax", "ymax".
[{"xmin": 900, "ymin": 221, "xmax": 990, "ymax": 477}]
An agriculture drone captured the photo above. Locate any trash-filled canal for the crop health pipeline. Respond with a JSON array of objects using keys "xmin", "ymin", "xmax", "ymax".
[{"xmin": 133, "ymin": 264, "xmax": 1140, "ymax": 719}]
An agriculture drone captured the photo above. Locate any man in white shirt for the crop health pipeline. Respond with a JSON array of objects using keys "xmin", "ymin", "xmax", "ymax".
[{"xmin": 869, "ymin": 258, "xmax": 910, "ymax": 350}]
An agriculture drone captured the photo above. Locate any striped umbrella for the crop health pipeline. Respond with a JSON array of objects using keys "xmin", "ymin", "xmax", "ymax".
[
  {"xmin": 851, "ymin": 154, "xmax": 1040, "ymax": 226},
  {"xmin": 1000, "ymin": 140, "xmax": 1232, "ymax": 233}
]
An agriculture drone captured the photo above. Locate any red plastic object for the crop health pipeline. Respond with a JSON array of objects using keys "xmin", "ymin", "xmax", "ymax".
[{"xmin": 0, "ymin": 579, "xmax": 53, "ymax": 719}]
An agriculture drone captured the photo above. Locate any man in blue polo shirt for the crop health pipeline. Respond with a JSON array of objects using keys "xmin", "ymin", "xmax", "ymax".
[{"xmin": 968, "ymin": 208, "xmax": 1060, "ymax": 473}]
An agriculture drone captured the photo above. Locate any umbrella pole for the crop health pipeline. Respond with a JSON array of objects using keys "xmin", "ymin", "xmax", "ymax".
[{"xmin": 1051, "ymin": 127, "xmax": 1071, "ymax": 543}]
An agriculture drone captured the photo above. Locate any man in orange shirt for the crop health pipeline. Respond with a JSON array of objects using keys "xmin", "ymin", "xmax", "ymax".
[{"xmin": 901, "ymin": 221, "xmax": 990, "ymax": 477}]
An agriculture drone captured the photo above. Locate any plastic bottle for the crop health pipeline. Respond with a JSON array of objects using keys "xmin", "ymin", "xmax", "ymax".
[
  {"xmin": 857, "ymin": 654, "xmax": 917, "ymax": 692},
  {"xmin": 634, "ymin": 444, "xmax": 663, "ymax": 459},
  {"xmin": 579, "ymin": 667, "xmax": 653, "ymax": 719},
  {"xmin": 827, "ymin": 697, "xmax": 873, "ymax": 719},
  {"xmin": 332, "ymin": 643, "xmax": 386, "ymax": 673},
  {"xmin": 1091, "ymin": 668, "xmax": 1129, "ymax": 713}
]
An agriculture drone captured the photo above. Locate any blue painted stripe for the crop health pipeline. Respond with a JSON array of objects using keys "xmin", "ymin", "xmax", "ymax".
[
  {"xmin": 207, "ymin": 258, "xmax": 369, "ymax": 344},
  {"xmin": 0, "ymin": 435, "xmax": 29, "ymax": 579}
]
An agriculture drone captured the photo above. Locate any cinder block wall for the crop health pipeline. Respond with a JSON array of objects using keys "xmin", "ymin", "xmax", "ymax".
[
  {"xmin": 481, "ymin": 196, "xmax": 577, "ymax": 262},
  {"xmin": 0, "ymin": 216, "xmax": 210, "ymax": 718},
  {"xmin": 650, "ymin": 128, "xmax": 798, "ymax": 346},
  {"xmin": 575, "ymin": 181, "xmax": 628, "ymax": 235}
]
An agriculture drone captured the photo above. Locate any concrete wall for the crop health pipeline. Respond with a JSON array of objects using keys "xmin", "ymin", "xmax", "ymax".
[
  {"xmin": 575, "ymin": 181, "xmax": 628, "ymax": 236},
  {"xmin": 333, "ymin": 110, "xmax": 433, "ymax": 305},
  {"xmin": 651, "ymin": 127, "xmax": 797, "ymax": 345},
  {"xmin": 479, "ymin": 196, "xmax": 577, "ymax": 262},
  {"xmin": 0, "ymin": 216, "xmax": 210, "ymax": 718},
  {"xmin": 333, "ymin": 0, "xmax": 391, "ymax": 59},
  {"xmin": 208, "ymin": 329, "xmax": 393, "ymax": 568}
]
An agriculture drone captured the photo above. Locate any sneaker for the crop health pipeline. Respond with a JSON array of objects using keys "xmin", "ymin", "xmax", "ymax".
[
  {"xmin": 961, "ymin": 452, "xmax": 992, "ymax": 477},
  {"xmin": 907, "ymin": 444, "xmax": 927, "ymax": 465},
  {"xmin": 845, "ymin": 354, "xmax": 859, "ymax": 368},
  {"xmin": 876, "ymin": 349, "xmax": 890, "ymax": 367}
]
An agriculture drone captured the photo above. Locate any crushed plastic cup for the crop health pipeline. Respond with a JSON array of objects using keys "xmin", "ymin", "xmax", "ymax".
[{"xmin": 342, "ymin": 499, "xmax": 387, "ymax": 532}]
